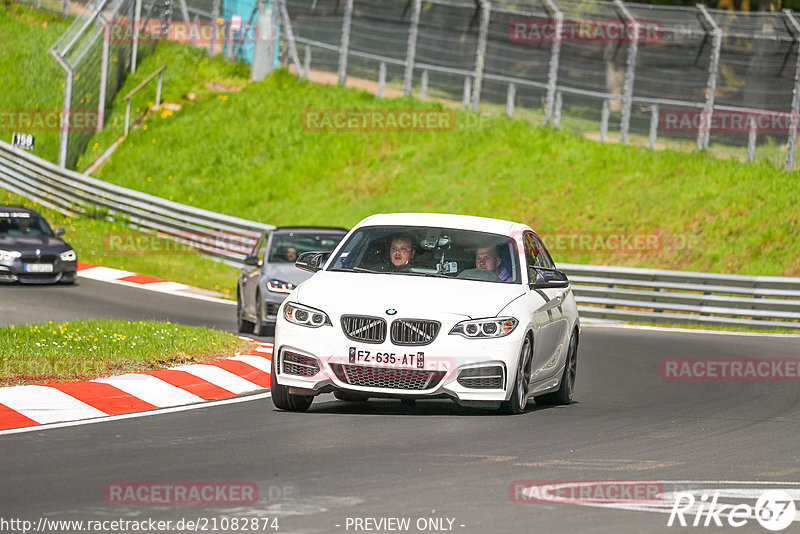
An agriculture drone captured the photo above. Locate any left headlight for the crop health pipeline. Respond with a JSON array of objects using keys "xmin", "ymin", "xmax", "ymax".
[
  {"xmin": 0, "ymin": 250, "xmax": 22, "ymax": 262},
  {"xmin": 283, "ymin": 302, "xmax": 331, "ymax": 328},
  {"xmin": 59, "ymin": 249, "xmax": 77, "ymax": 262},
  {"xmin": 267, "ymin": 279, "xmax": 296, "ymax": 293},
  {"xmin": 449, "ymin": 317, "xmax": 518, "ymax": 339}
]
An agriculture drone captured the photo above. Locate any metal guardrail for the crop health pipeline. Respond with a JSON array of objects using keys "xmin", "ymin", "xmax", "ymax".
[
  {"xmin": 0, "ymin": 140, "xmax": 273, "ymax": 265},
  {"xmin": 560, "ymin": 264, "xmax": 800, "ymax": 330},
  {"xmin": 1, "ymin": 139, "xmax": 799, "ymax": 329}
]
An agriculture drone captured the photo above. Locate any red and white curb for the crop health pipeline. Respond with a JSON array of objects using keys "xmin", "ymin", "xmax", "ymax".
[
  {"xmin": 76, "ymin": 262, "xmax": 235, "ymax": 305},
  {"xmin": 0, "ymin": 343, "xmax": 273, "ymax": 431}
]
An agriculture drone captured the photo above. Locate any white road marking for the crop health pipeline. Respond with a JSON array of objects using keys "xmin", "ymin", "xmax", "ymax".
[
  {"xmin": 228, "ymin": 355, "xmax": 272, "ymax": 373},
  {"xmin": 583, "ymin": 322, "xmax": 800, "ymax": 338},
  {"xmin": 0, "ymin": 385, "xmax": 108, "ymax": 424},
  {"xmin": 170, "ymin": 364, "xmax": 262, "ymax": 394},
  {"xmin": 92, "ymin": 374, "xmax": 204, "ymax": 407}
]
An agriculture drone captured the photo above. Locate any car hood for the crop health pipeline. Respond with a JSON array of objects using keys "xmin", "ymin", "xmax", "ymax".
[
  {"xmin": 294, "ymin": 270, "xmax": 525, "ymax": 320},
  {"xmin": 0, "ymin": 235, "xmax": 71, "ymax": 254},
  {"xmin": 264, "ymin": 263, "xmax": 314, "ymax": 286}
]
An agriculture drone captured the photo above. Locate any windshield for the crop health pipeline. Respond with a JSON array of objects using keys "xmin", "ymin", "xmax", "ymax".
[
  {"xmin": 328, "ymin": 225, "xmax": 521, "ymax": 284},
  {"xmin": 268, "ymin": 232, "xmax": 344, "ymax": 263},
  {"xmin": 0, "ymin": 212, "xmax": 54, "ymax": 237}
]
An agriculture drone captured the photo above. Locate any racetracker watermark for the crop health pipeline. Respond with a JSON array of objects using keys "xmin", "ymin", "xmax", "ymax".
[
  {"xmin": 661, "ymin": 358, "xmax": 800, "ymax": 381},
  {"xmin": 104, "ymin": 482, "xmax": 259, "ymax": 505},
  {"xmin": 660, "ymin": 109, "xmax": 799, "ymax": 134},
  {"xmin": 0, "ymin": 109, "xmax": 98, "ymax": 132},
  {"xmin": 539, "ymin": 231, "xmax": 699, "ymax": 255},
  {"xmin": 510, "ymin": 480, "xmax": 664, "ymax": 505},
  {"xmin": 104, "ymin": 232, "xmax": 254, "ymax": 256},
  {"xmin": 302, "ymin": 109, "xmax": 457, "ymax": 132},
  {"xmin": 509, "ymin": 19, "xmax": 664, "ymax": 43},
  {"xmin": 104, "ymin": 20, "xmax": 226, "ymax": 45}
]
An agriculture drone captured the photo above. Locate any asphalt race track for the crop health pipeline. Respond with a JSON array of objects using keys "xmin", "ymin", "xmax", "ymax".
[{"xmin": 2, "ymin": 280, "xmax": 799, "ymax": 533}]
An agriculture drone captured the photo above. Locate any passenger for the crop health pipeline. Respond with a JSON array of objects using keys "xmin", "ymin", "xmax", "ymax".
[
  {"xmin": 475, "ymin": 244, "xmax": 512, "ymax": 282},
  {"xmin": 388, "ymin": 234, "xmax": 416, "ymax": 272}
]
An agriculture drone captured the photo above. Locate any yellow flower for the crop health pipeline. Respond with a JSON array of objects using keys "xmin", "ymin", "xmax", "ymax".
[{"xmin": 217, "ymin": 94, "xmax": 228, "ymax": 101}]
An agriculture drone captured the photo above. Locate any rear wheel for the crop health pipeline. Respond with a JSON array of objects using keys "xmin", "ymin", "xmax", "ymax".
[
  {"xmin": 500, "ymin": 335, "xmax": 533, "ymax": 415},
  {"xmin": 535, "ymin": 331, "xmax": 578, "ymax": 406},
  {"xmin": 271, "ymin": 353, "xmax": 314, "ymax": 412},
  {"xmin": 236, "ymin": 289, "xmax": 254, "ymax": 334}
]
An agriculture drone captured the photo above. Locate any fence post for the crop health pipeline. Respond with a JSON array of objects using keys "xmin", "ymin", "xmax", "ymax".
[
  {"xmin": 49, "ymin": 50, "xmax": 72, "ymax": 168},
  {"xmin": 303, "ymin": 45, "xmax": 311, "ymax": 78},
  {"xmin": 177, "ymin": 0, "xmax": 193, "ymax": 46},
  {"xmin": 554, "ymin": 91, "xmax": 562, "ymax": 128},
  {"xmin": 600, "ymin": 99, "xmax": 609, "ymax": 142},
  {"xmin": 402, "ymin": 0, "xmax": 422, "ymax": 96},
  {"xmin": 542, "ymin": 0, "xmax": 562, "ymax": 124},
  {"xmin": 131, "ymin": 0, "xmax": 142, "ymax": 73},
  {"xmin": 783, "ymin": 9, "xmax": 800, "ymax": 171},
  {"xmin": 279, "ymin": 0, "xmax": 302, "ymax": 77},
  {"xmin": 747, "ymin": 115, "xmax": 756, "ymax": 162},
  {"xmin": 337, "ymin": 0, "xmax": 354, "ymax": 86},
  {"xmin": 506, "ymin": 83, "xmax": 516, "ymax": 117},
  {"xmin": 97, "ymin": 19, "xmax": 110, "ymax": 132},
  {"xmin": 378, "ymin": 62, "xmax": 386, "ymax": 98},
  {"xmin": 156, "ymin": 70, "xmax": 163, "ymax": 107},
  {"xmin": 62, "ymin": 0, "xmax": 69, "ymax": 17},
  {"xmin": 614, "ymin": 0, "xmax": 639, "ymax": 144},
  {"xmin": 420, "ymin": 70, "xmax": 429, "ymax": 100},
  {"xmin": 697, "ymin": 4, "xmax": 721, "ymax": 151},
  {"xmin": 470, "ymin": 0, "xmax": 491, "ymax": 111},
  {"xmin": 209, "ymin": 0, "xmax": 220, "ymax": 56},
  {"xmin": 463, "ymin": 77, "xmax": 471, "ymax": 108},
  {"xmin": 648, "ymin": 104, "xmax": 658, "ymax": 149}
]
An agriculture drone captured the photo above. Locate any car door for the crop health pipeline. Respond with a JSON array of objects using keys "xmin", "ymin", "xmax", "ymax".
[
  {"xmin": 243, "ymin": 234, "xmax": 268, "ymax": 316},
  {"xmin": 523, "ymin": 232, "xmax": 571, "ymax": 379}
]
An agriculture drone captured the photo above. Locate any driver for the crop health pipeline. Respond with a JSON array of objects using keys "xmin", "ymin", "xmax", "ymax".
[
  {"xmin": 388, "ymin": 234, "xmax": 416, "ymax": 272},
  {"xmin": 286, "ymin": 247, "xmax": 299, "ymax": 262},
  {"xmin": 475, "ymin": 244, "xmax": 512, "ymax": 282}
]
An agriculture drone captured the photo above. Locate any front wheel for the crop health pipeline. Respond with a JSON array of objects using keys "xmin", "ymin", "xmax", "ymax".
[
  {"xmin": 271, "ymin": 354, "xmax": 314, "ymax": 412},
  {"xmin": 500, "ymin": 336, "xmax": 533, "ymax": 415},
  {"xmin": 535, "ymin": 331, "xmax": 577, "ymax": 406},
  {"xmin": 236, "ymin": 290, "xmax": 254, "ymax": 334}
]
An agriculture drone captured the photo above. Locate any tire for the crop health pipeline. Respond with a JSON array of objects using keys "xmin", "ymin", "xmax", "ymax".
[
  {"xmin": 535, "ymin": 330, "xmax": 578, "ymax": 406},
  {"xmin": 236, "ymin": 289, "xmax": 254, "ymax": 334},
  {"xmin": 333, "ymin": 391, "xmax": 369, "ymax": 402},
  {"xmin": 500, "ymin": 335, "xmax": 533, "ymax": 415},
  {"xmin": 254, "ymin": 291, "xmax": 267, "ymax": 337},
  {"xmin": 271, "ymin": 353, "xmax": 314, "ymax": 412}
]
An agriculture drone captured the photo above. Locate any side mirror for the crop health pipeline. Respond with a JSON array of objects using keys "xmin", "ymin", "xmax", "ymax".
[
  {"xmin": 243, "ymin": 255, "xmax": 260, "ymax": 267},
  {"xmin": 55, "ymin": 227, "xmax": 65, "ymax": 236},
  {"xmin": 531, "ymin": 268, "xmax": 569, "ymax": 289},
  {"xmin": 296, "ymin": 251, "xmax": 330, "ymax": 273}
]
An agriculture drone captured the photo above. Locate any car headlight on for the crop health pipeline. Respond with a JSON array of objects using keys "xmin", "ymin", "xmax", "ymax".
[
  {"xmin": 59, "ymin": 249, "xmax": 77, "ymax": 262},
  {"xmin": 0, "ymin": 249, "xmax": 22, "ymax": 262},
  {"xmin": 449, "ymin": 317, "xmax": 518, "ymax": 338},
  {"xmin": 283, "ymin": 302, "xmax": 331, "ymax": 328},
  {"xmin": 267, "ymin": 279, "xmax": 296, "ymax": 293}
]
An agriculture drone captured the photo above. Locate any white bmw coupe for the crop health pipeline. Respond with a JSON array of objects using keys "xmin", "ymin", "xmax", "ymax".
[{"xmin": 271, "ymin": 213, "xmax": 580, "ymax": 414}]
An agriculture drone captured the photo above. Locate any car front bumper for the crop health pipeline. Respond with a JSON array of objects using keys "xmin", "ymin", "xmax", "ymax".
[{"xmin": 0, "ymin": 258, "xmax": 77, "ymax": 284}]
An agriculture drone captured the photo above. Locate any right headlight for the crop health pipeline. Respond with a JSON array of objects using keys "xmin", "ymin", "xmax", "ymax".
[
  {"xmin": 283, "ymin": 302, "xmax": 332, "ymax": 328},
  {"xmin": 0, "ymin": 250, "xmax": 22, "ymax": 262},
  {"xmin": 449, "ymin": 317, "xmax": 518, "ymax": 339}
]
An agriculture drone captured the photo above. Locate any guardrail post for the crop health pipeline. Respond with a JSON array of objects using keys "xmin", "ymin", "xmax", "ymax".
[
  {"xmin": 600, "ymin": 99, "xmax": 609, "ymax": 142},
  {"xmin": 378, "ymin": 62, "xmax": 386, "ymax": 98},
  {"xmin": 463, "ymin": 76, "xmax": 471, "ymax": 108},
  {"xmin": 542, "ymin": 0, "xmax": 563, "ymax": 125},
  {"xmin": 506, "ymin": 83, "xmax": 516, "ymax": 117},
  {"xmin": 420, "ymin": 70, "xmax": 428, "ymax": 100},
  {"xmin": 470, "ymin": 0, "xmax": 491, "ymax": 111},
  {"xmin": 124, "ymin": 99, "xmax": 131, "ymax": 135},
  {"xmin": 303, "ymin": 45, "xmax": 311, "ymax": 78},
  {"xmin": 554, "ymin": 90, "xmax": 562, "ymax": 128},
  {"xmin": 614, "ymin": 0, "xmax": 639, "ymax": 145},
  {"xmin": 156, "ymin": 70, "xmax": 163, "ymax": 107},
  {"xmin": 649, "ymin": 104, "xmax": 658, "ymax": 149},
  {"xmin": 697, "ymin": 4, "xmax": 721, "ymax": 151},
  {"xmin": 783, "ymin": 9, "xmax": 800, "ymax": 171},
  {"xmin": 337, "ymin": 0, "xmax": 354, "ymax": 86},
  {"xmin": 402, "ymin": 0, "xmax": 422, "ymax": 96},
  {"xmin": 747, "ymin": 115, "xmax": 756, "ymax": 161},
  {"xmin": 97, "ymin": 18, "xmax": 110, "ymax": 132}
]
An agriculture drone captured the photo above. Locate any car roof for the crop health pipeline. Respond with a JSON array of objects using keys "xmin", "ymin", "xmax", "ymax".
[
  {"xmin": 0, "ymin": 205, "xmax": 41, "ymax": 216},
  {"xmin": 272, "ymin": 226, "xmax": 348, "ymax": 234},
  {"xmin": 352, "ymin": 213, "xmax": 531, "ymax": 237}
]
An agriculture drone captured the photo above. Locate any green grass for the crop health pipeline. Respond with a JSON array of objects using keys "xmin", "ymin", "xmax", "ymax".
[
  {"xmin": 0, "ymin": 5, "xmax": 72, "ymax": 163},
  {"xmin": 80, "ymin": 59, "xmax": 800, "ymax": 277},
  {"xmin": 2, "ymin": 189, "xmax": 241, "ymax": 297},
  {"xmin": 0, "ymin": 319, "xmax": 253, "ymax": 385}
]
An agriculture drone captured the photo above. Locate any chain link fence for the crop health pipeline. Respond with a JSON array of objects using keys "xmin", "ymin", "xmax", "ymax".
[{"xmin": 284, "ymin": 0, "xmax": 800, "ymax": 170}]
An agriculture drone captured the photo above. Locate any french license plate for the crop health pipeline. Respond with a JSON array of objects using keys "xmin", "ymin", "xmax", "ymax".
[
  {"xmin": 349, "ymin": 347, "xmax": 424, "ymax": 368},
  {"xmin": 24, "ymin": 263, "xmax": 53, "ymax": 273}
]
